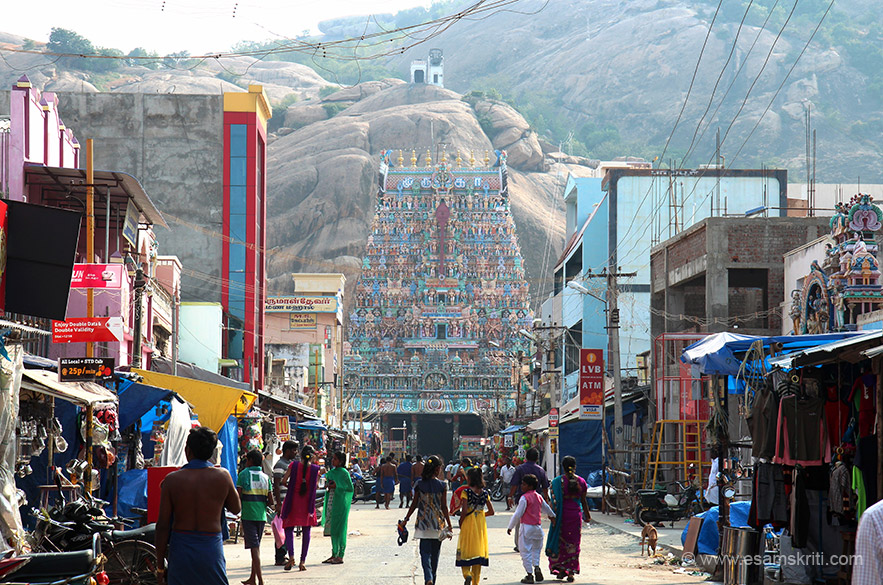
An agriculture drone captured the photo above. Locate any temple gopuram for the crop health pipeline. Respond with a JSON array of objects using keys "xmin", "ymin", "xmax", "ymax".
[
  {"xmin": 791, "ymin": 194, "xmax": 883, "ymax": 334},
  {"xmin": 345, "ymin": 148, "xmax": 534, "ymax": 459}
]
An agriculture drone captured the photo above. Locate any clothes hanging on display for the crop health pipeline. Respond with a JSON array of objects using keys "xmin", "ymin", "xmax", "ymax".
[
  {"xmin": 748, "ymin": 462, "xmax": 788, "ymax": 529},
  {"xmin": 790, "ymin": 467, "xmax": 810, "ymax": 549},
  {"xmin": 849, "ymin": 373, "xmax": 876, "ymax": 439},
  {"xmin": 749, "ymin": 384, "xmax": 779, "ymax": 460},
  {"xmin": 824, "ymin": 385, "xmax": 851, "ymax": 447},
  {"xmin": 854, "ymin": 435, "xmax": 878, "ymax": 514},
  {"xmin": 829, "ymin": 461, "xmax": 854, "ymax": 516},
  {"xmin": 774, "ymin": 395, "xmax": 831, "ymax": 466}
]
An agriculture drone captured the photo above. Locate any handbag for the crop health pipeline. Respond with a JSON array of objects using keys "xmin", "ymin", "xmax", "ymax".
[{"xmin": 271, "ymin": 515, "xmax": 284, "ymax": 549}]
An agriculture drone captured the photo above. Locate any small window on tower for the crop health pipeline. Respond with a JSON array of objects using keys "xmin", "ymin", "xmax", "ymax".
[
  {"xmin": 433, "ymin": 74, "xmax": 439, "ymax": 83},
  {"xmin": 436, "ymin": 324, "xmax": 447, "ymax": 339}
]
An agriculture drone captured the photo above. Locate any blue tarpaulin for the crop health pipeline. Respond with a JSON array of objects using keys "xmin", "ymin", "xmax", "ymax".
[
  {"xmin": 296, "ymin": 419, "xmax": 327, "ymax": 431},
  {"xmin": 559, "ymin": 419, "xmax": 603, "ymax": 476},
  {"xmin": 117, "ymin": 469, "xmax": 148, "ymax": 518},
  {"xmin": 681, "ymin": 501, "xmax": 752, "ymax": 555},
  {"xmin": 499, "ymin": 424, "xmax": 525, "ymax": 434},
  {"xmin": 117, "ymin": 378, "xmax": 175, "ymax": 431},
  {"xmin": 681, "ymin": 332, "xmax": 862, "ymax": 376},
  {"xmin": 218, "ymin": 415, "xmax": 239, "ymax": 481}
]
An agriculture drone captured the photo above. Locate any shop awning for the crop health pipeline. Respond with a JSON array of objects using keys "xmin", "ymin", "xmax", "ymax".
[
  {"xmin": 770, "ymin": 330, "xmax": 883, "ymax": 369},
  {"xmin": 681, "ymin": 332, "xmax": 863, "ymax": 376},
  {"xmin": 296, "ymin": 419, "xmax": 327, "ymax": 431},
  {"xmin": 23, "ymin": 164, "xmax": 167, "ymax": 228},
  {"xmin": 499, "ymin": 424, "xmax": 524, "ymax": 435},
  {"xmin": 132, "ymin": 368, "xmax": 256, "ymax": 432},
  {"xmin": 257, "ymin": 390, "xmax": 317, "ymax": 419},
  {"xmin": 21, "ymin": 368, "xmax": 117, "ymax": 406},
  {"xmin": 116, "ymin": 377, "xmax": 176, "ymax": 431}
]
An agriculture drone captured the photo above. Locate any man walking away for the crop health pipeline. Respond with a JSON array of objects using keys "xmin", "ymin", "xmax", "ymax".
[
  {"xmin": 398, "ymin": 455, "xmax": 414, "ymax": 508},
  {"xmin": 508, "ymin": 449, "xmax": 550, "ymax": 551},
  {"xmin": 379, "ymin": 458, "xmax": 398, "ymax": 509},
  {"xmin": 273, "ymin": 440, "xmax": 298, "ymax": 565},
  {"xmin": 156, "ymin": 427, "xmax": 241, "ymax": 585},
  {"xmin": 237, "ymin": 450, "xmax": 273, "ymax": 585},
  {"xmin": 411, "ymin": 455, "xmax": 424, "ymax": 487}
]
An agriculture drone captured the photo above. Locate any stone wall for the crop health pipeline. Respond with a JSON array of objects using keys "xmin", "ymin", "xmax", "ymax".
[{"xmin": 1, "ymin": 90, "xmax": 225, "ymax": 304}]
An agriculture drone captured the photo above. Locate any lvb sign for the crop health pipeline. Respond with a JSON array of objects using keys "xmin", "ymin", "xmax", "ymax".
[{"xmin": 579, "ymin": 349, "xmax": 604, "ymax": 420}]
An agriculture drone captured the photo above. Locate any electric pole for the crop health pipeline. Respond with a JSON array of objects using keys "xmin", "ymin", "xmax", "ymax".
[{"xmin": 583, "ymin": 268, "xmax": 636, "ymax": 456}]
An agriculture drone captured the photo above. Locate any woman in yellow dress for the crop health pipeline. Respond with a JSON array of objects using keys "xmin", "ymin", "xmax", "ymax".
[{"xmin": 456, "ymin": 467, "xmax": 495, "ymax": 585}]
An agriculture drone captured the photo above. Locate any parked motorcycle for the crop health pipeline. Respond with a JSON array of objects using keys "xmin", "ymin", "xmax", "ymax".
[
  {"xmin": 633, "ymin": 478, "xmax": 710, "ymax": 527},
  {"xmin": 489, "ymin": 478, "xmax": 506, "ymax": 502},
  {"xmin": 0, "ymin": 533, "xmax": 107, "ymax": 585},
  {"xmin": 351, "ymin": 472, "xmax": 377, "ymax": 503}
]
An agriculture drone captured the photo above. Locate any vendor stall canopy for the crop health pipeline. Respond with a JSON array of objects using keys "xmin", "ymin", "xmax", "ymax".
[
  {"xmin": 132, "ymin": 368, "xmax": 255, "ymax": 432},
  {"xmin": 681, "ymin": 332, "xmax": 864, "ymax": 376},
  {"xmin": 21, "ymin": 368, "xmax": 116, "ymax": 406}
]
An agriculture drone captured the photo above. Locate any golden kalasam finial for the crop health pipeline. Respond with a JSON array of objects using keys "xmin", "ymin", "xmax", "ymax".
[
  {"xmin": 398, "ymin": 150, "xmax": 404, "ymax": 167},
  {"xmin": 426, "ymin": 149, "xmax": 432, "ymax": 166},
  {"xmin": 484, "ymin": 150, "xmax": 490, "ymax": 167},
  {"xmin": 470, "ymin": 150, "xmax": 476, "ymax": 167},
  {"xmin": 441, "ymin": 147, "xmax": 447, "ymax": 163},
  {"xmin": 411, "ymin": 150, "xmax": 417, "ymax": 167},
  {"xmin": 456, "ymin": 150, "xmax": 462, "ymax": 166}
]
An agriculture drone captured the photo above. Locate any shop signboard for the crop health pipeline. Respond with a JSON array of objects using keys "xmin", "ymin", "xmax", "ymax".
[
  {"xmin": 58, "ymin": 357, "xmax": 114, "ymax": 382},
  {"xmin": 548, "ymin": 426, "xmax": 559, "ymax": 438},
  {"xmin": 265, "ymin": 295, "xmax": 338, "ymax": 313},
  {"xmin": 70, "ymin": 264, "xmax": 124, "ymax": 289},
  {"xmin": 52, "ymin": 317, "xmax": 124, "ymax": 343},
  {"xmin": 579, "ymin": 348, "xmax": 604, "ymax": 420},
  {"xmin": 548, "ymin": 407, "xmax": 559, "ymax": 427},
  {"xmin": 275, "ymin": 415, "xmax": 291, "ymax": 441},
  {"xmin": 289, "ymin": 313, "xmax": 317, "ymax": 330},
  {"xmin": 503, "ymin": 434, "xmax": 514, "ymax": 448},
  {"xmin": 122, "ymin": 200, "xmax": 139, "ymax": 247},
  {"xmin": 459, "ymin": 435, "xmax": 482, "ymax": 458},
  {"xmin": 0, "ymin": 200, "xmax": 7, "ymax": 312}
]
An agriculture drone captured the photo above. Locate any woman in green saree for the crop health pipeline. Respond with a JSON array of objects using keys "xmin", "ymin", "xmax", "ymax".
[{"xmin": 322, "ymin": 451, "xmax": 354, "ymax": 564}]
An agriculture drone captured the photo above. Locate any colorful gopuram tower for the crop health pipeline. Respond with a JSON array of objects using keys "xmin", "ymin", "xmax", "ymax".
[{"xmin": 345, "ymin": 148, "xmax": 534, "ymax": 460}]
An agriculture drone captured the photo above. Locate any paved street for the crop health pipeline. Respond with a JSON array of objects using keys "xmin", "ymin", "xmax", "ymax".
[{"xmin": 223, "ymin": 501, "xmax": 706, "ymax": 585}]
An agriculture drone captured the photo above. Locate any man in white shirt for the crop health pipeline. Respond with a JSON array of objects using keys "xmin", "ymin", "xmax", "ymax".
[
  {"xmin": 500, "ymin": 458, "xmax": 516, "ymax": 510},
  {"xmin": 853, "ymin": 499, "xmax": 883, "ymax": 585}
]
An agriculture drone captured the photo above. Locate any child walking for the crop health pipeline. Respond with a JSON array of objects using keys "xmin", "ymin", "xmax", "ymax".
[
  {"xmin": 456, "ymin": 468, "xmax": 495, "ymax": 585},
  {"xmin": 236, "ymin": 449, "xmax": 274, "ymax": 585},
  {"xmin": 507, "ymin": 474, "xmax": 555, "ymax": 584}
]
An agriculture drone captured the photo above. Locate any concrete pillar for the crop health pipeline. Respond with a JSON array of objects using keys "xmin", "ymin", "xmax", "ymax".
[
  {"xmin": 706, "ymin": 225, "xmax": 728, "ymax": 333},
  {"xmin": 452, "ymin": 414, "xmax": 460, "ymax": 461}
]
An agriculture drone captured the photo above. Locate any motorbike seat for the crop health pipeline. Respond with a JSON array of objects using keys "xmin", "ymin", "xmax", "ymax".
[
  {"xmin": 3, "ymin": 549, "xmax": 94, "ymax": 582},
  {"xmin": 109, "ymin": 523, "xmax": 156, "ymax": 543}
]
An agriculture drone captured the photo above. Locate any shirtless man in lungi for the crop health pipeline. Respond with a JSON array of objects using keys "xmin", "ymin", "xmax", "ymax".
[{"xmin": 156, "ymin": 427, "xmax": 241, "ymax": 585}]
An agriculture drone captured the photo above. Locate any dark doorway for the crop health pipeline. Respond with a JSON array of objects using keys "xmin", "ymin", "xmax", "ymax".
[
  {"xmin": 414, "ymin": 69, "xmax": 425, "ymax": 83},
  {"xmin": 417, "ymin": 415, "xmax": 453, "ymax": 461},
  {"xmin": 436, "ymin": 324, "xmax": 447, "ymax": 339}
]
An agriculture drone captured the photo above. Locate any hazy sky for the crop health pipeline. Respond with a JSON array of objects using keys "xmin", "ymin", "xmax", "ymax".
[{"xmin": 4, "ymin": 0, "xmax": 431, "ymax": 55}]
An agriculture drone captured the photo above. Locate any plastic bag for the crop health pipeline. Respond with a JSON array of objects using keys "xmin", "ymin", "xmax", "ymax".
[{"xmin": 271, "ymin": 515, "xmax": 284, "ymax": 549}]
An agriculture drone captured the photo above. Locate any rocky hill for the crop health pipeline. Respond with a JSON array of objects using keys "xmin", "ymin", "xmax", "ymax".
[{"xmin": 265, "ymin": 80, "xmax": 588, "ymax": 304}]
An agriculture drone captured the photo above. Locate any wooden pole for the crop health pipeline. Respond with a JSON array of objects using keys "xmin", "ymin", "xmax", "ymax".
[{"xmin": 85, "ymin": 139, "xmax": 94, "ymax": 358}]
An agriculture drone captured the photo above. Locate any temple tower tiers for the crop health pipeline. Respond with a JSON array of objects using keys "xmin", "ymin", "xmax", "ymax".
[
  {"xmin": 796, "ymin": 193, "xmax": 883, "ymax": 334},
  {"xmin": 345, "ymin": 148, "xmax": 533, "ymax": 442}
]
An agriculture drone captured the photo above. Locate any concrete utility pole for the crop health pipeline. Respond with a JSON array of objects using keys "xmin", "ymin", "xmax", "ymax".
[{"xmin": 583, "ymin": 268, "xmax": 636, "ymax": 455}]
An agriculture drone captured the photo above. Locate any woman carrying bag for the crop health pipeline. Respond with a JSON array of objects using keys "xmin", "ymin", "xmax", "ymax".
[{"xmin": 402, "ymin": 456, "xmax": 453, "ymax": 585}]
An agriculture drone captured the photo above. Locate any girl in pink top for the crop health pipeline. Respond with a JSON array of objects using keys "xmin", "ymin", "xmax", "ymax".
[{"xmin": 507, "ymin": 474, "xmax": 555, "ymax": 584}]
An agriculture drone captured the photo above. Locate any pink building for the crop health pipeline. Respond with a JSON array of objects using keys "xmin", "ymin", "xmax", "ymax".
[{"xmin": 1, "ymin": 75, "xmax": 177, "ymax": 367}]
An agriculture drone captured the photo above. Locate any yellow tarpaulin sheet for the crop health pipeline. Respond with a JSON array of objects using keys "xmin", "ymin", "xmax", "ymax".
[{"xmin": 132, "ymin": 368, "xmax": 256, "ymax": 432}]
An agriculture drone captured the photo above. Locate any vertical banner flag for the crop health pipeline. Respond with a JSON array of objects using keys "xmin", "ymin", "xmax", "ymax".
[{"xmin": 579, "ymin": 348, "xmax": 604, "ymax": 420}]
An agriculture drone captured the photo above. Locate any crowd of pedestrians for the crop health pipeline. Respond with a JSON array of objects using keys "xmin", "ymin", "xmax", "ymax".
[{"xmin": 155, "ymin": 428, "xmax": 592, "ymax": 585}]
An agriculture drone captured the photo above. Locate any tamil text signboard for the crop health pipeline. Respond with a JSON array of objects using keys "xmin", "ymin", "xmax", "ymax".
[
  {"xmin": 265, "ymin": 296, "xmax": 338, "ymax": 313},
  {"xmin": 579, "ymin": 348, "xmax": 604, "ymax": 420},
  {"xmin": 58, "ymin": 357, "xmax": 115, "ymax": 382},
  {"xmin": 289, "ymin": 313, "xmax": 317, "ymax": 329}
]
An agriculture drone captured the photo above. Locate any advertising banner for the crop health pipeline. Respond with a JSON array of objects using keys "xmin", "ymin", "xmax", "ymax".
[
  {"xmin": 459, "ymin": 436, "xmax": 483, "ymax": 458},
  {"xmin": 265, "ymin": 295, "xmax": 338, "ymax": 313},
  {"xmin": 70, "ymin": 264, "xmax": 124, "ymax": 289},
  {"xmin": 275, "ymin": 415, "xmax": 291, "ymax": 441},
  {"xmin": 58, "ymin": 357, "xmax": 115, "ymax": 382},
  {"xmin": 52, "ymin": 317, "xmax": 124, "ymax": 343},
  {"xmin": 579, "ymin": 348, "xmax": 604, "ymax": 420},
  {"xmin": 548, "ymin": 407, "xmax": 559, "ymax": 427}
]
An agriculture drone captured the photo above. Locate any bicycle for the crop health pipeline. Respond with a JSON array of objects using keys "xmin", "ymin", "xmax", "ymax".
[{"xmin": 600, "ymin": 466, "xmax": 635, "ymax": 516}]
